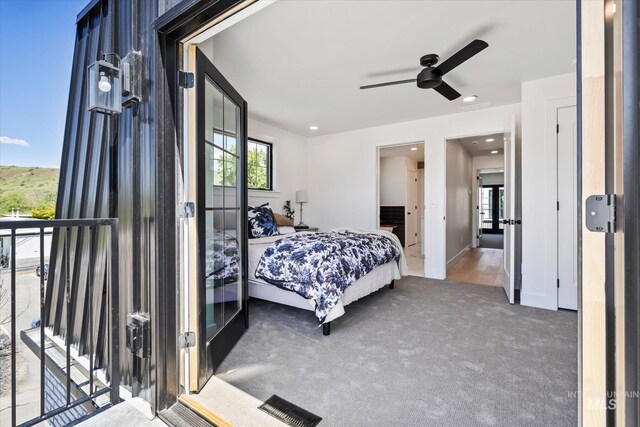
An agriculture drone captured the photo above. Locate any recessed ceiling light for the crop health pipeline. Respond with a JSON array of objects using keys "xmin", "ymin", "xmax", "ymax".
[
  {"xmin": 486, "ymin": 138, "xmax": 495, "ymax": 142},
  {"xmin": 309, "ymin": 125, "xmax": 318, "ymax": 130},
  {"xmin": 491, "ymin": 150, "xmax": 499, "ymax": 154},
  {"xmin": 410, "ymin": 147, "xmax": 418, "ymax": 151},
  {"xmin": 462, "ymin": 95, "xmax": 477, "ymax": 102}
]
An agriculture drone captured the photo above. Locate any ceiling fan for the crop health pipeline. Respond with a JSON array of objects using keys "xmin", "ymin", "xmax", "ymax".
[{"xmin": 359, "ymin": 39, "xmax": 489, "ymax": 101}]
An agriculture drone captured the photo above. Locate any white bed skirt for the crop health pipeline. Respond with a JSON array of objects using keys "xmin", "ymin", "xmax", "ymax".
[{"xmin": 248, "ymin": 261, "xmax": 401, "ymax": 324}]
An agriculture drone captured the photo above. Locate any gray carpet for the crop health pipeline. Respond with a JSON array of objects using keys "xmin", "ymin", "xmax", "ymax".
[
  {"xmin": 216, "ymin": 276, "xmax": 577, "ymax": 427},
  {"xmin": 479, "ymin": 234, "xmax": 504, "ymax": 249}
]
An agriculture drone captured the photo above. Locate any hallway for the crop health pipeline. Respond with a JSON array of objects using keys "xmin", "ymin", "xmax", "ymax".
[{"xmin": 446, "ymin": 248, "xmax": 504, "ymax": 287}]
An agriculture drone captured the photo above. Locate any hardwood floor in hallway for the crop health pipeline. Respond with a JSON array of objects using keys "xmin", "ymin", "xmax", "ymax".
[{"xmin": 446, "ymin": 248, "xmax": 504, "ymax": 287}]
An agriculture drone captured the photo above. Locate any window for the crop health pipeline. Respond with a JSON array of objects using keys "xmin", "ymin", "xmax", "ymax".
[
  {"xmin": 211, "ymin": 137, "xmax": 272, "ymax": 190},
  {"xmin": 247, "ymin": 139, "xmax": 272, "ymax": 190}
]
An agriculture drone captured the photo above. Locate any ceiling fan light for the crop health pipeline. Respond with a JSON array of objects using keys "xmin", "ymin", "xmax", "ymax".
[{"xmin": 463, "ymin": 95, "xmax": 477, "ymax": 102}]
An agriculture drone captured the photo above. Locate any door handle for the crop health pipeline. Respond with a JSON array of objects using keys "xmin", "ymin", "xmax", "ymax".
[
  {"xmin": 514, "ymin": 219, "xmax": 521, "ymax": 225},
  {"xmin": 502, "ymin": 219, "xmax": 509, "ymax": 224},
  {"xmin": 407, "ymin": 212, "xmax": 411, "ymax": 215}
]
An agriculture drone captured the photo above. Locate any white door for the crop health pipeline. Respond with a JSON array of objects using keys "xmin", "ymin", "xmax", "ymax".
[
  {"xmin": 477, "ymin": 175, "xmax": 484, "ymax": 246},
  {"xmin": 406, "ymin": 169, "xmax": 418, "ymax": 246},
  {"xmin": 557, "ymin": 106, "xmax": 578, "ymax": 309},
  {"xmin": 502, "ymin": 115, "xmax": 517, "ymax": 303}
]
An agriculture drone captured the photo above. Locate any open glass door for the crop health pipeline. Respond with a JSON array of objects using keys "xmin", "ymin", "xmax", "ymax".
[{"xmin": 196, "ymin": 47, "xmax": 248, "ymax": 386}]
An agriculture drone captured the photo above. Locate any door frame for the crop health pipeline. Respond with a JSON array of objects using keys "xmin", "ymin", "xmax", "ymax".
[{"xmin": 375, "ymin": 139, "xmax": 425, "ymax": 243}]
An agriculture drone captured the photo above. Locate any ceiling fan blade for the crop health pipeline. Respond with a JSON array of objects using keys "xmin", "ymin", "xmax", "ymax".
[
  {"xmin": 360, "ymin": 78, "xmax": 416, "ymax": 90},
  {"xmin": 433, "ymin": 81, "xmax": 461, "ymax": 101},
  {"xmin": 434, "ymin": 39, "xmax": 489, "ymax": 76}
]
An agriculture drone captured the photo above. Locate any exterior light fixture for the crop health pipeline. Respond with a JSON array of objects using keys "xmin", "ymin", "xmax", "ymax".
[
  {"xmin": 485, "ymin": 138, "xmax": 495, "ymax": 142},
  {"xmin": 491, "ymin": 150, "xmax": 499, "ymax": 154},
  {"xmin": 309, "ymin": 125, "xmax": 318, "ymax": 130},
  {"xmin": 462, "ymin": 95, "xmax": 477, "ymax": 102},
  {"xmin": 88, "ymin": 53, "xmax": 122, "ymax": 114},
  {"xmin": 410, "ymin": 147, "xmax": 418, "ymax": 151}
]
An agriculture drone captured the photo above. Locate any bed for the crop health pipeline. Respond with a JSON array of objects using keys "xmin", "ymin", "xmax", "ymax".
[{"xmin": 248, "ymin": 228, "xmax": 408, "ymax": 335}]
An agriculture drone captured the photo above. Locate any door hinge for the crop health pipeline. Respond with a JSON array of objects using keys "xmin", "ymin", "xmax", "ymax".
[
  {"xmin": 586, "ymin": 194, "xmax": 616, "ymax": 233},
  {"xmin": 557, "ymin": 278, "xmax": 560, "ymax": 288},
  {"xmin": 557, "ymin": 201, "xmax": 560, "ymax": 211},
  {"xmin": 178, "ymin": 201, "xmax": 195, "ymax": 218},
  {"xmin": 556, "ymin": 124, "xmax": 560, "ymax": 134},
  {"xmin": 178, "ymin": 71, "xmax": 194, "ymax": 88},
  {"xmin": 179, "ymin": 332, "xmax": 196, "ymax": 348}
]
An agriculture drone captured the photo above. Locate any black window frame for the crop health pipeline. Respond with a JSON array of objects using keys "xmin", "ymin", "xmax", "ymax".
[{"xmin": 247, "ymin": 138, "xmax": 273, "ymax": 191}]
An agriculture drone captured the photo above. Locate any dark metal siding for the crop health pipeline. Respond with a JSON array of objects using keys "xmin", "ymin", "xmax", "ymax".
[
  {"xmin": 49, "ymin": 0, "xmax": 244, "ymax": 412},
  {"xmin": 46, "ymin": 0, "xmax": 179, "ymax": 408}
]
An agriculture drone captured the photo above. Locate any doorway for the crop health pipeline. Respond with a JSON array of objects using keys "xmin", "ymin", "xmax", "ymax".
[
  {"xmin": 478, "ymin": 172, "xmax": 505, "ymax": 249},
  {"xmin": 377, "ymin": 142, "xmax": 425, "ymax": 276},
  {"xmin": 444, "ymin": 128, "xmax": 518, "ymax": 296}
]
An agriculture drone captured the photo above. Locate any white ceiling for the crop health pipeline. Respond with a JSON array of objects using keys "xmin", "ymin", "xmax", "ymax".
[
  {"xmin": 380, "ymin": 143, "xmax": 425, "ymax": 162},
  {"xmin": 449, "ymin": 132, "xmax": 506, "ymax": 156},
  {"xmin": 199, "ymin": 0, "xmax": 575, "ymax": 137}
]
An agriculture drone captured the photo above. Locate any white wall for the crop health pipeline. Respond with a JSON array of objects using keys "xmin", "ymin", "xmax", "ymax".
[
  {"xmin": 305, "ymin": 103, "xmax": 520, "ymax": 279},
  {"xmin": 380, "ymin": 156, "xmax": 407, "ymax": 206},
  {"xmin": 481, "ymin": 172, "xmax": 504, "ymax": 185},
  {"xmin": 521, "ymin": 72, "xmax": 576, "ymax": 309},
  {"xmin": 473, "ymin": 155, "xmax": 504, "ymax": 171},
  {"xmin": 445, "ymin": 140, "xmax": 473, "ymax": 266},
  {"xmin": 246, "ymin": 119, "xmax": 308, "ymax": 217}
]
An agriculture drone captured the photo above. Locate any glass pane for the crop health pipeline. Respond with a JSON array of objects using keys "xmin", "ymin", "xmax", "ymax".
[
  {"xmin": 205, "ymin": 143, "xmax": 214, "ymax": 207},
  {"xmin": 499, "ymin": 187, "xmax": 505, "ymax": 230},
  {"xmin": 205, "ymin": 77, "xmax": 224, "ymax": 144},
  {"xmin": 213, "ymin": 146, "xmax": 224, "ymax": 188},
  {"xmin": 481, "ymin": 187, "xmax": 493, "ymax": 229},
  {"xmin": 224, "ymin": 152, "xmax": 237, "ymax": 187},
  {"xmin": 257, "ymin": 144, "xmax": 268, "ymax": 167},
  {"xmin": 225, "ymin": 135, "xmax": 236, "ymax": 156},
  {"xmin": 223, "ymin": 209, "xmax": 241, "ymax": 325},
  {"xmin": 223, "ymin": 95, "xmax": 238, "ymax": 137}
]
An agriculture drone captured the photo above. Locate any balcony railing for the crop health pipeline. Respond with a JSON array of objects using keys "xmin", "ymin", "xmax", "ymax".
[{"xmin": 0, "ymin": 218, "xmax": 120, "ymax": 427}]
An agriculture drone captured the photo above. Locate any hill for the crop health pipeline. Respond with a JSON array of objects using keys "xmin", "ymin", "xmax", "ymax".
[{"xmin": 0, "ymin": 166, "xmax": 59, "ymax": 216}]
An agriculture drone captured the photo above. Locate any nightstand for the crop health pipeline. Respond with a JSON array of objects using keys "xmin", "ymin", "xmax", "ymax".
[{"xmin": 295, "ymin": 226, "xmax": 319, "ymax": 232}]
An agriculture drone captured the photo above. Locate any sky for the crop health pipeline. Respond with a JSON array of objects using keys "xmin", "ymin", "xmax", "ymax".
[{"xmin": 0, "ymin": 0, "xmax": 87, "ymax": 168}]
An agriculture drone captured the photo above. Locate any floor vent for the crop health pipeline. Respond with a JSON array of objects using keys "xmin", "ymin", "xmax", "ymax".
[
  {"xmin": 259, "ymin": 394, "xmax": 322, "ymax": 427},
  {"xmin": 158, "ymin": 401, "xmax": 216, "ymax": 427}
]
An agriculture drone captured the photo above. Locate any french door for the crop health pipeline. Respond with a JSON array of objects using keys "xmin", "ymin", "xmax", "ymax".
[
  {"xmin": 196, "ymin": 48, "xmax": 248, "ymax": 387},
  {"xmin": 480, "ymin": 185, "xmax": 504, "ymax": 234}
]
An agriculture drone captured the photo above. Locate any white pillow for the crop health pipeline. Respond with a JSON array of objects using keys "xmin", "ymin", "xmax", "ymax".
[{"xmin": 278, "ymin": 226, "xmax": 296, "ymax": 234}]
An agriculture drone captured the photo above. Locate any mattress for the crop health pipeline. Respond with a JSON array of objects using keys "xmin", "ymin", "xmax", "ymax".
[{"xmin": 247, "ymin": 229, "xmax": 406, "ymax": 323}]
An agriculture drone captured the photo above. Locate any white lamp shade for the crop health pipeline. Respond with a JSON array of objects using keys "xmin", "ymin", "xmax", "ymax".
[{"xmin": 295, "ymin": 190, "xmax": 308, "ymax": 203}]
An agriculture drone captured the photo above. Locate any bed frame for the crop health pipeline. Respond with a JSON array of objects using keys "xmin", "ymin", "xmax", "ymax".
[{"xmin": 248, "ymin": 261, "xmax": 400, "ymax": 336}]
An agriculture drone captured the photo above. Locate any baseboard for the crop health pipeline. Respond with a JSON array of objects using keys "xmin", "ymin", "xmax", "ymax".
[{"xmin": 446, "ymin": 245, "xmax": 471, "ymax": 270}]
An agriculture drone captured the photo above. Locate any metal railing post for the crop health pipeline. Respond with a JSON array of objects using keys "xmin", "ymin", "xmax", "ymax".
[{"xmin": 109, "ymin": 219, "xmax": 120, "ymax": 404}]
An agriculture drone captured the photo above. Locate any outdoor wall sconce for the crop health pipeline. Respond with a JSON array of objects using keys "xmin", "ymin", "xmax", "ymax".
[{"xmin": 88, "ymin": 53, "xmax": 122, "ymax": 115}]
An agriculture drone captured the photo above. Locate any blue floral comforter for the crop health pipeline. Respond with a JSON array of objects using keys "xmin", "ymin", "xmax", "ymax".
[{"xmin": 255, "ymin": 231, "xmax": 401, "ymax": 322}]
